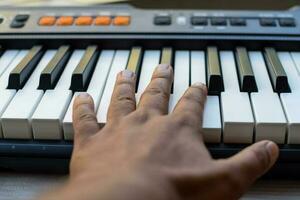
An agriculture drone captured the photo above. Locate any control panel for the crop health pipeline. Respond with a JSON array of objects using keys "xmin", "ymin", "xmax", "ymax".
[{"xmin": 0, "ymin": 4, "xmax": 299, "ymax": 36}]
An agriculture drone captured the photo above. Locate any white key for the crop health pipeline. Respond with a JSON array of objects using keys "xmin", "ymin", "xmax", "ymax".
[
  {"xmin": 2, "ymin": 50, "xmax": 56, "ymax": 139},
  {"xmin": 136, "ymin": 50, "xmax": 160, "ymax": 101},
  {"xmin": 0, "ymin": 50, "xmax": 22, "ymax": 137},
  {"xmin": 249, "ymin": 52, "xmax": 286, "ymax": 143},
  {"xmin": 220, "ymin": 51, "xmax": 254, "ymax": 143},
  {"xmin": 280, "ymin": 52, "xmax": 300, "ymax": 144},
  {"xmin": 0, "ymin": 50, "xmax": 19, "ymax": 77},
  {"xmin": 97, "ymin": 50, "xmax": 130, "ymax": 125},
  {"xmin": 169, "ymin": 51, "xmax": 190, "ymax": 112},
  {"xmin": 31, "ymin": 50, "xmax": 85, "ymax": 140},
  {"xmin": 191, "ymin": 51, "xmax": 221, "ymax": 143},
  {"xmin": 63, "ymin": 50, "xmax": 115, "ymax": 140}
]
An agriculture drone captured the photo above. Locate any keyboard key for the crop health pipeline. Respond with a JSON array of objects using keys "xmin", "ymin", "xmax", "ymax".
[
  {"xmin": 264, "ymin": 47, "xmax": 290, "ymax": 93},
  {"xmin": 8, "ymin": 46, "xmax": 43, "ymax": 89},
  {"xmin": 235, "ymin": 47, "xmax": 257, "ymax": 92},
  {"xmin": 169, "ymin": 51, "xmax": 190, "ymax": 112},
  {"xmin": 191, "ymin": 51, "xmax": 221, "ymax": 143},
  {"xmin": 2, "ymin": 50, "xmax": 56, "ymax": 139},
  {"xmin": 63, "ymin": 50, "xmax": 115, "ymax": 140},
  {"xmin": 281, "ymin": 52, "xmax": 300, "ymax": 144},
  {"xmin": 220, "ymin": 51, "xmax": 254, "ymax": 143},
  {"xmin": 160, "ymin": 47, "xmax": 173, "ymax": 65},
  {"xmin": 249, "ymin": 51, "xmax": 286, "ymax": 144},
  {"xmin": 206, "ymin": 46, "xmax": 224, "ymax": 94},
  {"xmin": 70, "ymin": 46, "xmax": 99, "ymax": 91},
  {"xmin": 39, "ymin": 45, "xmax": 71, "ymax": 90},
  {"xmin": 0, "ymin": 50, "xmax": 22, "ymax": 137},
  {"xmin": 136, "ymin": 50, "xmax": 160, "ymax": 101},
  {"xmin": 97, "ymin": 50, "xmax": 130, "ymax": 125},
  {"xmin": 32, "ymin": 50, "xmax": 85, "ymax": 140}
]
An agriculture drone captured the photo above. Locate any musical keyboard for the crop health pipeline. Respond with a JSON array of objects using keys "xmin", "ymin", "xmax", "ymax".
[{"xmin": 1, "ymin": 5, "xmax": 300, "ymax": 176}]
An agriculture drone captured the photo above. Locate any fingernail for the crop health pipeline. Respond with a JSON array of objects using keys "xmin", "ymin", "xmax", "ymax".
[
  {"xmin": 192, "ymin": 82, "xmax": 206, "ymax": 87},
  {"xmin": 78, "ymin": 93, "xmax": 90, "ymax": 98},
  {"xmin": 122, "ymin": 70, "xmax": 134, "ymax": 78},
  {"xmin": 265, "ymin": 141, "xmax": 279, "ymax": 164},
  {"xmin": 157, "ymin": 64, "xmax": 170, "ymax": 70}
]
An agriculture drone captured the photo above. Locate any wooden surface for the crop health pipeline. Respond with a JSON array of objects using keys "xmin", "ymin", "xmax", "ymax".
[{"xmin": 0, "ymin": 172, "xmax": 300, "ymax": 200}]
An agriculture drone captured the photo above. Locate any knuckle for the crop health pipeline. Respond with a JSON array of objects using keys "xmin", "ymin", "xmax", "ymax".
[
  {"xmin": 173, "ymin": 112, "xmax": 197, "ymax": 127},
  {"xmin": 78, "ymin": 112, "xmax": 97, "ymax": 123},
  {"xmin": 143, "ymin": 86, "xmax": 169, "ymax": 101}
]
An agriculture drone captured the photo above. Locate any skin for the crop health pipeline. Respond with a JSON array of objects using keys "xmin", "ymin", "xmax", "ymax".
[{"xmin": 40, "ymin": 64, "xmax": 279, "ymax": 200}]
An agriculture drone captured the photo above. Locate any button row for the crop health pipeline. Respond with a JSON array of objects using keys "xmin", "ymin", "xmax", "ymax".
[
  {"xmin": 39, "ymin": 16, "xmax": 130, "ymax": 26},
  {"xmin": 154, "ymin": 15, "xmax": 296, "ymax": 27}
]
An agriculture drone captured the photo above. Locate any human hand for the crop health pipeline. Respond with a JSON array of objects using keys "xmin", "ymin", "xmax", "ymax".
[{"xmin": 43, "ymin": 64, "xmax": 279, "ymax": 200}]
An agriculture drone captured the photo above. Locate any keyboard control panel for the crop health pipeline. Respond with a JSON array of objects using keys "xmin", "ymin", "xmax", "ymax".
[{"xmin": 0, "ymin": 5, "xmax": 299, "ymax": 36}]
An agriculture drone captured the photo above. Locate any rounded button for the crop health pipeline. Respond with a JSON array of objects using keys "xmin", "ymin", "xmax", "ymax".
[
  {"xmin": 39, "ymin": 16, "xmax": 56, "ymax": 26},
  {"xmin": 75, "ymin": 16, "xmax": 93, "ymax": 26},
  {"xmin": 57, "ymin": 16, "xmax": 74, "ymax": 26},
  {"xmin": 113, "ymin": 16, "xmax": 130, "ymax": 26},
  {"xmin": 95, "ymin": 16, "xmax": 111, "ymax": 25}
]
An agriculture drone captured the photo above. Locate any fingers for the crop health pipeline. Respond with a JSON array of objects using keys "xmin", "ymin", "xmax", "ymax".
[
  {"xmin": 107, "ymin": 70, "xmax": 136, "ymax": 122},
  {"xmin": 172, "ymin": 83, "xmax": 207, "ymax": 128},
  {"xmin": 218, "ymin": 140, "xmax": 279, "ymax": 192},
  {"xmin": 138, "ymin": 64, "xmax": 173, "ymax": 116},
  {"xmin": 73, "ymin": 93, "xmax": 100, "ymax": 144}
]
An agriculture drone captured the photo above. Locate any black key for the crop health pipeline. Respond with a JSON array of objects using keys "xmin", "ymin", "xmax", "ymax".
[
  {"xmin": 264, "ymin": 48, "xmax": 290, "ymax": 93},
  {"xmin": 126, "ymin": 47, "xmax": 143, "ymax": 92},
  {"xmin": 235, "ymin": 47, "xmax": 258, "ymax": 92},
  {"xmin": 206, "ymin": 46, "xmax": 224, "ymax": 94},
  {"xmin": 160, "ymin": 47, "xmax": 173, "ymax": 65},
  {"xmin": 8, "ymin": 46, "xmax": 43, "ymax": 89},
  {"xmin": 70, "ymin": 46, "xmax": 99, "ymax": 91},
  {"xmin": 38, "ymin": 45, "xmax": 71, "ymax": 90}
]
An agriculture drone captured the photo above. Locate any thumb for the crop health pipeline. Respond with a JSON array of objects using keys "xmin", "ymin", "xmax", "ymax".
[{"xmin": 219, "ymin": 140, "xmax": 279, "ymax": 191}]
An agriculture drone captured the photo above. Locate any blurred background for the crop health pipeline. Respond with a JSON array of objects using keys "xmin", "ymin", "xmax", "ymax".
[{"xmin": 1, "ymin": 0, "xmax": 300, "ymax": 10}]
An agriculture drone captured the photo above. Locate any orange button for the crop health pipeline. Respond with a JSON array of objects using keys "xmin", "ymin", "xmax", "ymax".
[
  {"xmin": 39, "ymin": 16, "xmax": 56, "ymax": 26},
  {"xmin": 57, "ymin": 16, "xmax": 74, "ymax": 26},
  {"xmin": 75, "ymin": 16, "xmax": 93, "ymax": 26},
  {"xmin": 94, "ymin": 16, "xmax": 111, "ymax": 25},
  {"xmin": 113, "ymin": 16, "xmax": 130, "ymax": 26}
]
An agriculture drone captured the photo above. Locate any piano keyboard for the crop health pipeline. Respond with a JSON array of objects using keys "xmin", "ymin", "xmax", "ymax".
[
  {"xmin": 0, "ymin": 45, "xmax": 297, "ymax": 144},
  {"xmin": 1, "ymin": 5, "xmax": 300, "ymax": 175}
]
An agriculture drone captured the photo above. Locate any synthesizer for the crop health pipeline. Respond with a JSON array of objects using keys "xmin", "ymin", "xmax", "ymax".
[{"xmin": 0, "ymin": 4, "xmax": 300, "ymax": 176}]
